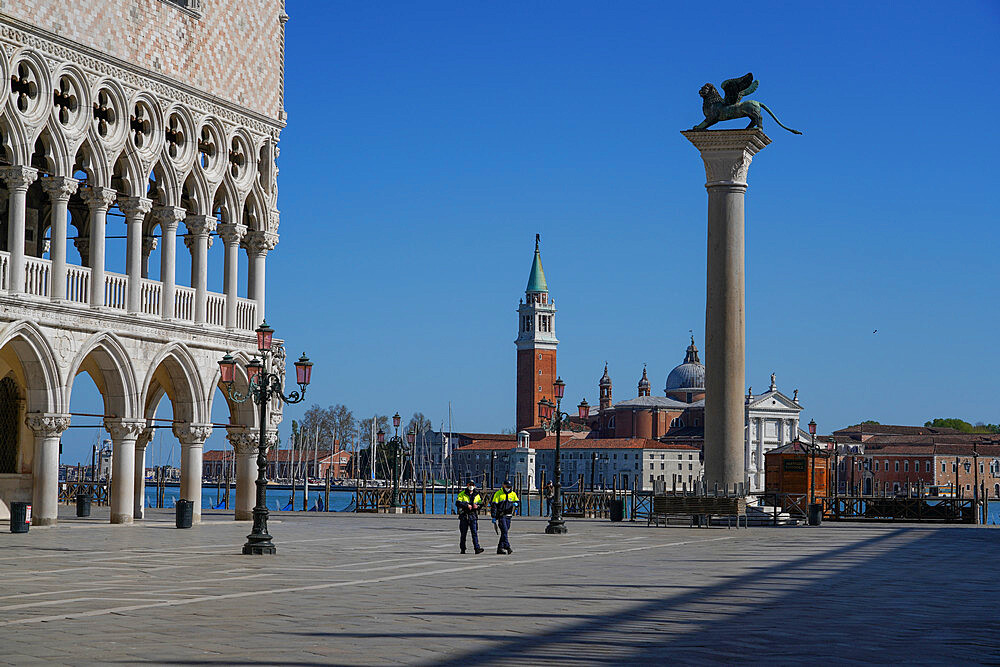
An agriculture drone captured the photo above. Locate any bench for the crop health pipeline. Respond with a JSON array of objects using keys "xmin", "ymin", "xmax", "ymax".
[{"xmin": 648, "ymin": 496, "xmax": 748, "ymax": 528}]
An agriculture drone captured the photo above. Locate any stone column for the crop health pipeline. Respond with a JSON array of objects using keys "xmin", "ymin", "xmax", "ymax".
[
  {"xmin": 0, "ymin": 166, "xmax": 38, "ymax": 294},
  {"xmin": 119, "ymin": 196, "xmax": 152, "ymax": 314},
  {"xmin": 133, "ymin": 429, "xmax": 152, "ymax": 519},
  {"xmin": 682, "ymin": 129, "xmax": 770, "ymax": 491},
  {"xmin": 175, "ymin": 423, "xmax": 212, "ymax": 523},
  {"xmin": 141, "ymin": 235, "xmax": 157, "ymax": 279},
  {"xmin": 25, "ymin": 413, "xmax": 71, "ymax": 526},
  {"xmin": 39, "ymin": 177, "xmax": 79, "ymax": 302},
  {"xmin": 245, "ymin": 231, "xmax": 277, "ymax": 324},
  {"xmin": 81, "ymin": 187, "xmax": 117, "ymax": 307},
  {"xmin": 217, "ymin": 223, "xmax": 247, "ymax": 329},
  {"xmin": 104, "ymin": 418, "xmax": 146, "ymax": 524},
  {"xmin": 154, "ymin": 206, "xmax": 185, "ymax": 319},
  {"xmin": 184, "ymin": 215, "xmax": 217, "ymax": 324},
  {"xmin": 228, "ymin": 429, "xmax": 257, "ymax": 521}
]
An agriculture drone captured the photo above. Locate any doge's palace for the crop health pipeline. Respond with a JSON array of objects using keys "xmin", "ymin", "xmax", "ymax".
[{"xmin": 0, "ymin": 0, "xmax": 288, "ymax": 526}]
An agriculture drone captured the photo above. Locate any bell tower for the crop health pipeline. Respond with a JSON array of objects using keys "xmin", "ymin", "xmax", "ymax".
[{"xmin": 516, "ymin": 234, "xmax": 558, "ymax": 431}]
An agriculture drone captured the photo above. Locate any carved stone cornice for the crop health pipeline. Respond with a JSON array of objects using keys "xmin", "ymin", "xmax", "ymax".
[
  {"xmin": 244, "ymin": 231, "xmax": 279, "ymax": 257},
  {"xmin": 118, "ymin": 196, "xmax": 153, "ymax": 220},
  {"xmin": 39, "ymin": 176, "xmax": 79, "ymax": 202},
  {"xmin": 103, "ymin": 418, "xmax": 147, "ymax": 441},
  {"xmin": 0, "ymin": 165, "xmax": 38, "ymax": 190},
  {"xmin": 153, "ymin": 205, "xmax": 186, "ymax": 230},
  {"xmin": 81, "ymin": 186, "xmax": 118, "ymax": 211},
  {"xmin": 217, "ymin": 222, "xmax": 248, "ymax": 246},
  {"xmin": 680, "ymin": 129, "xmax": 771, "ymax": 187},
  {"xmin": 25, "ymin": 413, "xmax": 71, "ymax": 437},
  {"xmin": 173, "ymin": 422, "xmax": 213, "ymax": 444}
]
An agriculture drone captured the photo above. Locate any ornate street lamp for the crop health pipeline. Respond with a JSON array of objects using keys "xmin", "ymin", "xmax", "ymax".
[
  {"xmin": 808, "ymin": 419, "xmax": 817, "ymax": 505},
  {"xmin": 219, "ymin": 321, "xmax": 312, "ymax": 555},
  {"xmin": 539, "ymin": 377, "xmax": 569, "ymax": 535},
  {"xmin": 383, "ymin": 412, "xmax": 411, "ymax": 511}
]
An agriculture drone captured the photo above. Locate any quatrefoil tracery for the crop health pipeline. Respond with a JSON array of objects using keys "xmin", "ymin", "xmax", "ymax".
[
  {"xmin": 166, "ymin": 114, "xmax": 185, "ymax": 158},
  {"xmin": 92, "ymin": 89, "xmax": 117, "ymax": 137},
  {"xmin": 130, "ymin": 104, "xmax": 152, "ymax": 148},
  {"xmin": 10, "ymin": 63, "xmax": 38, "ymax": 113},
  {"xmin": 198, "ymin": 127, "xmax": 217, "ymax": 169},
  {"xmin": 228, "ymin": 139, "xmax": 246, "ymax": 178},
  {"xmin": 53, "ymin": 77, "xmax": 79, "ymax": 125}
]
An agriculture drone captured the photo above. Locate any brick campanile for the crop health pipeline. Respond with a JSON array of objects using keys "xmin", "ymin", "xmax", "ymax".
[{"xmin": 515, "ymin": 234, "xmax": 558, "ymax": 431}]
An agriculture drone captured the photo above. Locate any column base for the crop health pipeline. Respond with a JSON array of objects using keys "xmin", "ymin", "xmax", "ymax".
[
  {"xmin": 235, "ymin": 510, "xmax": 253, "ymax": 521},
  {"xmin": 110, "ymin": 513, "xmax": 133, "ymax": 524},
  {"xmin": 33, "ymin": 517, "xmax": 56, "ymax": 527}
]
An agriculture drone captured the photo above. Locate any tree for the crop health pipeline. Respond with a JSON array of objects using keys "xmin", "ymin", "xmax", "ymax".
[
  {"xmin": 924, "ymin": 418, "xmax": 1000, "ymax": 434},
  {"xmin": 861, "ymin": 420, "xmax": 880, "ymax": 425},
  {"xmin": 355, "ymin": 414, "xmax": 392, "ymax": 479},
  {"xmin": 299, "ymin": 404, "xmax": 356, "ymax": 452}
]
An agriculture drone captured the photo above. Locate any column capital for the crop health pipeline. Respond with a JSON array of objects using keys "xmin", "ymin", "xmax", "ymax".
[
  {"xmin": 25, "ymin": 413, "xmax": 71, "ymax": 437},
  {"xmin": 227, "ymin": 429, "xmax": 258, "ymax": 455},
  {"xmin": 39, "ymin": 176, "xmax": 79, "ymax": 201},
  {"xmin": 153, "ymin": 205, "xmax": 186, "ymax": 230},
  {"xmin": 136, "ymin": 430, "xmax": 154, "ymax": 449},
  {"xmin": 0, "ymin": 165, "xmax": 38, "ymax": 190},
  {"xmin": 81, "ymin": 186, "xmax": 118, "ymax": 210},
  {"xmin": 184, "ymin": 214, "xmax": 217, "ymax": 238},
  {"xmin": 218, "ymin": 222, "xmax": 248, "ymax": 245},
  {"xmin": 104, "ymin": 418, "xmax": 147, "ymax": 440},
  {"xmin": 245, "ymin": 230, "xmax": 279, "ymax": 256},
  {"xmin": 173, "ymin": 422, "xmax": 213, "ymax": 444},
  {"xmin": 681, "ymin": 129, "xmax": 770, "ymax": 187},
  {"xmin": 118, "ymin": 196, "xmax": 153, "ymax": 219}
]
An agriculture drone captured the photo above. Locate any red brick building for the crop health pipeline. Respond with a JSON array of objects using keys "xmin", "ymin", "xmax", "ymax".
[{"xmin": 515, "ymin": 235, "xmax": 558, "ymax": 432}]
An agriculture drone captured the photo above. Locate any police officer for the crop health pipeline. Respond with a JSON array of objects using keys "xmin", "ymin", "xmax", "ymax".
[
  {"xmin": 455, "ymin": 482, "xmax": 484, "ymax": 554},
  {"xmin": 491, "ymin": 480, "xmax": 519, "ymax": 555}
]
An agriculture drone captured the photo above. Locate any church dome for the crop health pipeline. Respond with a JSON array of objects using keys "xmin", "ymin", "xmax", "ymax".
[{"xmin": 665, "ymin": 337, "xmax": 705, "ymax": 393}]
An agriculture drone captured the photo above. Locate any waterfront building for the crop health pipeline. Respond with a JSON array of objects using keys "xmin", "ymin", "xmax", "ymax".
[
  {"xmin": 202, "ymin": 448, "xmax": 352, "ymax": 482},
  {"xmin": 0, "ymin": 1, "xmax": 289, "ymax": 525}
]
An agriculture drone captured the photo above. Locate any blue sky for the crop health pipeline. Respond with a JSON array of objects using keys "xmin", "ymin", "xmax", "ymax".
[{"xmin": 62, "ymin": 1, "xmax": 1000, "ymax": 464}]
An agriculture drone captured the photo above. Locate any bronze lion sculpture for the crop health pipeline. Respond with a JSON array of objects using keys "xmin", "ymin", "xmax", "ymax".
[{"xmin": 691, "ymin": 73, "xmax": 802, "ymax": 135}]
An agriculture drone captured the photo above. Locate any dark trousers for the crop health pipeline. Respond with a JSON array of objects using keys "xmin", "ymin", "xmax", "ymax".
[
  {"xmin": 459, "ymin": 515, "xmax": 480, "ymax": 551},
  {"xmin": 497, "ymin": 515, "xmax": 512, "ymax": 550}
]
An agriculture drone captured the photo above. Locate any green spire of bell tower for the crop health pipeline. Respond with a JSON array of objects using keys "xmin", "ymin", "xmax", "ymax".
[{"xmin": 526, "ymin": 233, "xmax": 548, "ymax": 293}]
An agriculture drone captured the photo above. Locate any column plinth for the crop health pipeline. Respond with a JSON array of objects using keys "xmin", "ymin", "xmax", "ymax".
[
  {"xmin": 175, "ymin": 423, "xmax": 212, "ymax": 523},
  {"xmin": 104, "ymin": 419, "xmax": 146, "ymax": 524},
  {"xmin": 682, "ymin": 129, "xmax": 770, "ymax": 492},
  {"xmin": 26, "ymin": 413, "xmax": 71, "ymax": 526}
]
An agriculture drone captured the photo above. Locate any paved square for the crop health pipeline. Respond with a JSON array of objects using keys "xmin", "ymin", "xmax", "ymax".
[{"xmin": 1, "ymin": 509, "xmax": 999, "ymax": 665}]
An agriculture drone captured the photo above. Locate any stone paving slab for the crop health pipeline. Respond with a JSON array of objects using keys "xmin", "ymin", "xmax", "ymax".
[{"xmin": 1, "ymin": 508, "xmax": 999, "ymax": 665}]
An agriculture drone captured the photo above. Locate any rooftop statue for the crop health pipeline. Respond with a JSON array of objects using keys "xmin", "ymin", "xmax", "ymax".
[{"xmin": 691, "ymin": 73, "xmax": 802, "ymax": 135}]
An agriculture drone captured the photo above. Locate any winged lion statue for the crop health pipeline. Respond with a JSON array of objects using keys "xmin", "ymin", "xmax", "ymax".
[{"xmin": 691, "ymin": 73, "xmax": 802, "ymax": 135}]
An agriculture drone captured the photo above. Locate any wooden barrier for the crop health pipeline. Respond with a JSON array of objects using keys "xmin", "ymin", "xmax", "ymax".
[
  {"xmin": 648, "ymin": 495, "xmax": 747, "ymax": 528},
  {"xmin": 59, "ymin": 481, "xmax": 109, "ymax": 506}
]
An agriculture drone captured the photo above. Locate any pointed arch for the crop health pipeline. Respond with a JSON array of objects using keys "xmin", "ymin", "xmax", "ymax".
[
  {"xmin": 111, "ymin": 148, "xmax": 144, "ymax": 198},
  {"xmin": 139, "ymin": 342, "xmax": 206, "ymax": 425},
  {"xmin": 212, "ymin": 178, "xmax": 239, "ymax": 224},
  {"xmin": 31, "ymin": 123, "xmax": 73, "ymax": 177},
  {"xmin": 182, "ymin": 168, "xmax": 210, "ymax": 217},
  {"xmin": 65, "ymin": 331, "xmax": 139, "ymax": 419},
  {"xmin": 242, "ymin": 186, "xmax": 266, "ymax": 231},
  {"xmin": 74, "ymin": 136, "xmax": 110, "ymax": 188},
  {"xmin": 0, "ymin": 320, "xmax": 62, "ymax": 413},
  {"xmin": 205, "ymin": 349, "xmax": 258, "ymax": 430},
  {"xmin": 149, "ymin": 159, "xmax": 180, "ymax": 207}
]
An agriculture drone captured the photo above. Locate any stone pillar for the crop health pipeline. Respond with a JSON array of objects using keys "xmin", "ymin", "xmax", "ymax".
[
  {"xmin": 228, "ymin": 429, "xmax": 257, "ymax": 521},
  {"xmin": 175, "ymin": 423, "xmax": 212, "ymax": 523},
  {"xmin": 682, "ymin": 129, "xmax": 769, "ymax": 491},
  {"xmin": 154, "ymin": 206, "xmax": 185, "ymax": 319},
  {"xmin": 81, "ymin": 187, "xmax": 117, "ymax": 307},
  {"xmin": 141, "ymin": 235, "xmax": 157, "ymax": 279},
  {"xmin": 104, "ymin": 418, "xmax": 146, "ymax": 524},
  {"xmin": 218, "ymin": 223, "xmax": 247, "ymax": 329},
  {"xmin": 39, "ymin": 177, "xmax": 79, "ymax": 301},
  {"xmin": 133, "ymin": 429, "xmax": 152, "ymax": 519},
  {"xmin": 119, "ymin": 196, "xmax": 152, "ymax": 314},
  {"xmin": 245, "ymin": 231, "xmax": 277, "ymax": 324},
  {"xmin": 25, "ymin": 413, "xmax": 71, "ymax": 526},
  {"xmin": 184, "ymin": 215, "xmax": 217, "ymax": 324},
  {"xmin": 0, "ymin": 166, "xmax": 38, "ymax": 294}
]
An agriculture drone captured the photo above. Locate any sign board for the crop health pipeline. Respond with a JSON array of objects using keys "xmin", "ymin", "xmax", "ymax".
[{"xmin": 783, "ymin": 459, "xmax": 807, "ymax": 472}]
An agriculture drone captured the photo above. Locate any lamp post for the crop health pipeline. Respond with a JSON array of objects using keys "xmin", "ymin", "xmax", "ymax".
[
  {"xmin": 539, "ymin": 378, "xmax": 583, "ymax": 535},
  {"xmin": 378, "ymin": 412, "xmax": 413, "ymax": 512},
  {"xmin": 808, "ymin": 419, "xmax": 817, "ymax": 505},
  {"xmin": 219, "ymin": 321, "xmax": 312, "ymax": 555}
]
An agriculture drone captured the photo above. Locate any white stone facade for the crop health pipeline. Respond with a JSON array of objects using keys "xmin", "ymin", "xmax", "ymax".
[
  {"xmin": 0, "ymin": 2, "xmax": 287, "ymax": 525},
  {"xmin": 744, "ymin": 376, "xmax": 805, "ymax": 493}
]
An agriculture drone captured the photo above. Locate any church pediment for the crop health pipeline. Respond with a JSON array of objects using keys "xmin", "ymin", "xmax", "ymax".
[{"xmin": 748, "ymin": 391, "xmax": 801, "ymax": 412}]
